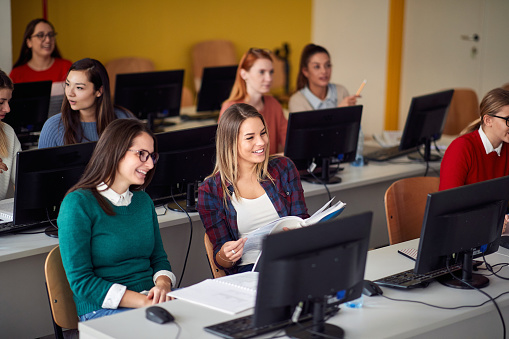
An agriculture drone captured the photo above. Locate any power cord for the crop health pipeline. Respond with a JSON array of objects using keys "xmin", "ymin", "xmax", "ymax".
[
  {"xmin": 170, "ymin": 187, "xmax": 193, "ymax": 289},
  {"xmin": 446, "ymin": 257, "xmax": 505, "ymax": 339}
]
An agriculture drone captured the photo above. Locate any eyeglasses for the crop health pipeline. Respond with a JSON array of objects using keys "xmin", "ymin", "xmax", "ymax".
[
  {"xmin": 489, "ymin": 114, "xmax": 509, "ymax": 127},
  {"xmin": 127, "ymin": 149, "xmax": 159, "ymax": 164},
  {"xmin": 31, "ymin": 32, "xmax": 57, "ymax": 40}
]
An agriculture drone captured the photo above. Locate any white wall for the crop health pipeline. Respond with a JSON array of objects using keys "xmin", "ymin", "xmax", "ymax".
[
  {"xmin": 312, "ymin": 0, "xmax": 390, "ymax": 135},
  {"xmin": 0, "ymin": 0, "xmax": 12, "ymax": 72}
]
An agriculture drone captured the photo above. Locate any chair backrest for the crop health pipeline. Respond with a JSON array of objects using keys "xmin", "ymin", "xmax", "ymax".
[
  {"xmin": 105, "ymin": 57, "xmax": 155, "ymax": 98},
  {"xmin": 384, "ymin": 176, "xmax": 440, "ymax": 245},
  {"xmin": 181, "ymin": 86, "xmax": 194, "ymax": 107},
  {"xmin": 44, "ymin": 246, "xmax": 78, "ymax": 330},
  {"xmin": 192, "ymin": 40, "xmax": 237, "ymax": 91},
  {"xmin": 204, "ymin": 233, "xmax": 227, "ymax": 278},
  {"xmin": 442, "ymin": 88, "xmax": 479, "ymax": 136}
]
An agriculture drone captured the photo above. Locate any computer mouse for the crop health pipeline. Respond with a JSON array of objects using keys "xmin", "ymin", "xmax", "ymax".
[
  {"xmin": 362, "ymin": 279, "xmax": 384, "ymax": 297},
  {"xmin": 145, "ymin": 306, "xmax": 175, "ymax": 324}
]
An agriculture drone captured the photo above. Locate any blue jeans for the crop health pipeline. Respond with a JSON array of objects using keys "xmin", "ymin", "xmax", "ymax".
[{"xmin": 79, "ymin": 307, "xmax": 132, "ymax": 322}]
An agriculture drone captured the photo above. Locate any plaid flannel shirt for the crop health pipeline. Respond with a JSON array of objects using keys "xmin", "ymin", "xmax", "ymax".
[{"xmin": 197, "ymin": 156, "xmax": 309, "ymax": 275}]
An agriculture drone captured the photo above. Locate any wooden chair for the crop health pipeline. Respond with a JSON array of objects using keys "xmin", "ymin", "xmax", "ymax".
[
  {"xmin": 192, "ymin": 40, "xmax": 237, "ymax": 91},
  {"xmin": 204, "ymin": 233, "xmax": 227, "ymax": 278},
  {"xmin": 44, "ymin": 246, "xmax": 78, "ymax": 339},
  {"xmin": 181, "ymin": 86, "xmax": 194, "ymax": 107},
  {"xmin": 384, "ymin": 177, "xmax": 440, "ymax": 245},
  {"xmin": 105, "ymin": 57, "xmax": 155, "ymax": 98},
  {"xmin": 442, "ymin": 88, "xmax": 479, "ymax": 136}
]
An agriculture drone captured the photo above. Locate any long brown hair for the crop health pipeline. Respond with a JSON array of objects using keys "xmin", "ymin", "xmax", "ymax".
[
  {"xmin": 462, "ymin": 88, "xmax": 509, "ymax": 135},
  {"xmin": 225, "ymin": 48, "xmax": 273, "ymax": 103},
  {"xmin": 61, "ymin": 58, "xmax": 117, "ymax": 145},
  {"xmin": 296, "ymin": 44, "xmax": 330, "ymax": 91},
  {"xmin": 210, "ymin": 103, "xmax": 273, "ymax": 204},
  {"xmin": 0, "ymin": 70, "xmax": 14, "ymax": 157},
  {"xmin": 68, "ymin": 119, "xmax": 157, "ymax": 215},
  {"xmin": 13, "ymin": 18, "xmax": 63, "ymax": 69}
]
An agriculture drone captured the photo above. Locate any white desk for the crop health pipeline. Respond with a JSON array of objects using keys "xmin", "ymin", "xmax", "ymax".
[
  {"xmin": 79, "ymin": 239, "xmax": 509, "ymax": 339},
  {"xmin": 0, "ymin": 155, "xmax": 441, "ymax": 338}
]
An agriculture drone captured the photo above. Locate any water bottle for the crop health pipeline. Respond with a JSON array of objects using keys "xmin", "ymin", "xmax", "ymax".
[
  {"xmin": 351, "ymin": 127, "xmax": 364, "ymax": 167},
  {"xmin": 345, "ymin": 295, "xmax": 364, "ymax": 308}
]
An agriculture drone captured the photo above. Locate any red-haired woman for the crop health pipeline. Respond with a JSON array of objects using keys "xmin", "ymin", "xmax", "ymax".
[{"xmin": 220, "ymin": 48, "xmax": 287, "ymax": 155}]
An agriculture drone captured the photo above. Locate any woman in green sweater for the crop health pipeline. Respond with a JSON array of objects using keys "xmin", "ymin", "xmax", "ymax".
[{"xmin": 58, "ymin": 119, "xmax": 175, "ymax": 321}]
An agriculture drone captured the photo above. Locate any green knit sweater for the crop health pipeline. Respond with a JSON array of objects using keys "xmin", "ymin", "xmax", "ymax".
[{"xmin": 58, "ymin": 189, "xmax": 172, "ymax": 316}]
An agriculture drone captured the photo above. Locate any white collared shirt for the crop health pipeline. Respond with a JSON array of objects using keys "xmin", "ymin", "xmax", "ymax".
[
  {"xmin": 96, "ymin": 183, "xmax": 176, "ymax": 309},
  {"xmin": 479, "ymin": 126, "xmax": 502, "ymax": 156},
  {"xmin": 301, "ymin": 83, "xmax": 338, "ymax": 110}
]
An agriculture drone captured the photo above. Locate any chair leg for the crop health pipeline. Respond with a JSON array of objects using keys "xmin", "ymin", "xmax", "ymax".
[{"xmin": 45, "ymin": 282, "xmax": 65, "ymax": 339}]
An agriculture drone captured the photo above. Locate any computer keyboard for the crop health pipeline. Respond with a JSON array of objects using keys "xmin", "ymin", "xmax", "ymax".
[
  {"xmin": 204, "ymin": 305, "xmax": 340, "ymax": 339},
  {"xmin": 374, "ymin": 263, "xmax": 465, "ymax": 289},
  {"xmin": 204, "ymin": 314, "xmax": 292, "ymax": 339},
  {"xmin": 0, "ymin": 220, "xmax": 50, "ymax": 235},
  {"xmin": 364, "ymin": 146, "xmax": 418, "ymax": 162}
]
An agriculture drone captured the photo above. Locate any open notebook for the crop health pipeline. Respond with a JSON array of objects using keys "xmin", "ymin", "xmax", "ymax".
[{"xmin": 0, "ymin": 198, "xmax": 14, "ymax": 222}]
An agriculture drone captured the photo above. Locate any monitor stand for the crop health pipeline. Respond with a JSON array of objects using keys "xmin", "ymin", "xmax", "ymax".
[
  {"xmin": 167, "ymin": 183, "xmax": 198, "ymax": 213},
  {"xmin": 407, "ymin": 138, "xmax": 442, "ymax": 162},
  {"xmin": 437, "ymin": 250, "xmax": 489, "ymax": 289},
  {"xmin": 302, "ymin": 158, "xmax": 341, "ymax": 185},
  {"xmin": 45, "ymin": 225, "xmax": 58, "ymax": 238},
  {"xmin": 285, "ymin": 297, "xmax": 345, "ymax": 339}
]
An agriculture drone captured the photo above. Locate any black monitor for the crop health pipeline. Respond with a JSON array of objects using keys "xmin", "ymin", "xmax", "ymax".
[
  {"xmin": 196, "ymin": 65, "xmax": 237, "ymax": 112},
  {"xmin": 399, "ymin": 89, "xmax": 454, "ymax": 162},
  {"xmin": 114, "ymin": 70, "xmax": 184, "ymax": 131},
  {"xmin": 284, "ymin": 106, "xmax": 362, "ymax": 184},
  {"xmin": 415, "ymin": 175, "xmax": 509, "ymax": 289},
  {"xmin": 254, "ymin": 212, "xmax": 372, "ymax": 338},
  {"xmin": 145, "ymin": 124, "xmax": 217, "ymax": 211},
  {"xmin": 5, "ymin": 80, "xmax": 52, "ymax": 147},
  {"xmin": 13, "ymin": 141, "xmax": 96, "ymax": 237}
]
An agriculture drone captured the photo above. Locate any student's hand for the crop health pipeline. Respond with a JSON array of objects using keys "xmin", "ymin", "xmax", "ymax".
[
  {"xmin": 338, "ymin": 95, "xmax": 359, "ymax": 107},
  {"xmin": 0, "ymin": 158, "xmax": 7, "ymax": 173},
  {"xmin": 503, "ymin": 214, "xmax": 509, "ymax": 235},
  {"xmin": 147, "ymin": 276, "xmax": 173, "ymax": 304},
  {"xmin": 222, "ymin": 238, "xmax": 247, "ymax": 262}
]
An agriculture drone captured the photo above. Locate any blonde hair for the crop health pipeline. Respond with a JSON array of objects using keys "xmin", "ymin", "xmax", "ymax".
[
  {"xmin": 461, "ymin": 88, "xmax": 509, "ymax": 135},
  {"xmin": 0, "ymin": 70, "xmax": 14, "ymax": 157},
  {"xmin": 225, "ymin": 48, "xmax": 273, "ymax": 104},
  {"xmin": 210, "ymin": 103, "xmax": 273, "ymax": 204}
]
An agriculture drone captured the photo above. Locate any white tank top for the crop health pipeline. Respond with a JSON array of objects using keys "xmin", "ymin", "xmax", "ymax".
[{"xmin": 231, "ymin": 192, "xmax": 279, "ymax": 265}]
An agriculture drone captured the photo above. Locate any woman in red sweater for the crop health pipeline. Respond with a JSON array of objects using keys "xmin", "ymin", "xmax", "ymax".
[
  {"xmin": 439, "ymin": 88, "xmax": 509, "ymax": 191},
  {"xmin": 220, "ymin": 48, "xmax": 287, "ymax": 155},
  {"xmin": 10, "ymin": 18, "xmax": 71, "ymax": 84}
]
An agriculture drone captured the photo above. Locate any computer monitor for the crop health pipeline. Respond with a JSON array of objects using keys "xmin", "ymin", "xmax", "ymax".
[
  {"xmin": 284, "ymin": 106, "xmax": 362, "ymax": 184},
  {"xmin": 114, "ymin": 70, "xmax": 184, "ymax": 131},
  {"xmin": 415, "ymin": 175, "xmax": 509, "ymax": 289},
  {"xmin": 13, "ymin": 141, "xmax": 96, "ymax": 237},
  {"xmin": 145, "ymin": 124, "xmax": 217, "ymax": 211},
  {"xmin": 4, "ymin": 80, "xmax": 52, "ymax": 147},
  {"xmin": 196, "ymin": 65, "xmax": 237, "ymax": 112},
  {"xmin": 254, "ymin": 212, "xmax": 372, "ymax": 338},
  {"xmin": 399, "ymin": 89, "xmax": 454, "ymax": 162}
]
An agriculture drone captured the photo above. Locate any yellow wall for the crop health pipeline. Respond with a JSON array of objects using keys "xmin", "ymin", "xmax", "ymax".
[{"xmin": 11, "ymin": 0, "xmax": 311, "ymax": 95}]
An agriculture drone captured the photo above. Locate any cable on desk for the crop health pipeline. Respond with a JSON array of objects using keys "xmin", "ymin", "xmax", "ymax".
[
  {"xmin": 171, "ymin": 187, "xmax": 193, "ymax": 289},
  {"xmin": 446, "ymin": 257, "xmax": 505, "ymax": 339}
]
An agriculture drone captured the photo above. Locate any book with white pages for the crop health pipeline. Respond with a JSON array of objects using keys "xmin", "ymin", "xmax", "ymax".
[
  {"xmin": 0, "ymin": 198, "xmax": 14, "ymax": 222},
  {"xmin": 243, "ymin": 198, "xmax": 346, "ymax": 253},
  {"xmin": 167, "ymin": 271, "xmax": 258, "ymax": 315}
]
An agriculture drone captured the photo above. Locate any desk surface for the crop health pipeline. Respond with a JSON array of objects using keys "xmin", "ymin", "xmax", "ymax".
[{"xmin": 79, "ymin": 239, "xmax": 509, "ymax": 339}]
